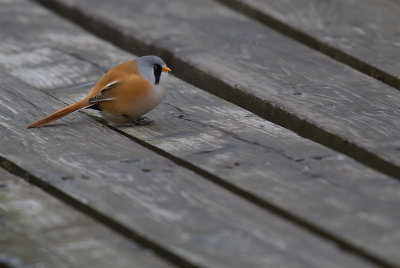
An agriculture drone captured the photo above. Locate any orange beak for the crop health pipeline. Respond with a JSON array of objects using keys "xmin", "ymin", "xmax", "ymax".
[{"xmin": 162, "ymin": 66, "xmax": 172, "ymax": 72}]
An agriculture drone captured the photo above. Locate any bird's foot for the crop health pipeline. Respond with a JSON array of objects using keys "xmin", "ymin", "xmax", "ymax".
[{"xmin": 131, "ymin": 116, "xmax": 153, "ymax": 125}]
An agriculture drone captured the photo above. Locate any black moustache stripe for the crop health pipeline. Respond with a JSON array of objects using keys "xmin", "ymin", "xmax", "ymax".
[{"xmin": 153, "ymin": 64, "xmax": 162, "ymax": 85}]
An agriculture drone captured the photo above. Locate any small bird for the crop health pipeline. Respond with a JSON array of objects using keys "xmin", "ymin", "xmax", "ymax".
[{"xmin": 28, "ymin": 55, "xmax": 171, "ymax": 128}]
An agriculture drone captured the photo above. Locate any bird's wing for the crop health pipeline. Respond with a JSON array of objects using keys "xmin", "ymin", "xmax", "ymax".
[{"xmin": 88, "ymin": 81, "xmax": 119, "ymax": 103}]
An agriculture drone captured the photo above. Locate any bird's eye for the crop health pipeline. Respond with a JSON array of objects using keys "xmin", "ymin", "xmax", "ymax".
[{"xmin": 153, "ymin": 65, "xmax": 157, "ymax": 70}]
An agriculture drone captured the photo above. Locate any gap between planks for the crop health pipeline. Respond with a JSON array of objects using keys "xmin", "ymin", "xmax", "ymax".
[
  {"xmin": 17, "ymin": 1, "xmax": 400, "ymax": 266},
  {"xmin": 0, "ymin": 261, "xmax": 15, "ymax": 268},
  {"xmin": 31, "ymin": 0, "xmax": 400, "ymax": 181},
  {"xmin": 49, "ymin": 99, "xmax": 400, "ymax": 268},
  {"xmin": 213, "ymin": 0, "xmax": 400, "ymax": 92},
  {"xmin": 1, "ymin": 109, "xmax": 396, "ymax": 268},
  {"xmin": 0, "ymin": 158, "xmax": 197, "ymax": 268},
  {"xmin": 103, "ymin": 116, "xmax": 400, "ymax": 268},
  {"xmin": 17, "ymin": 51, "xmax": 396, "ymax": 266}
]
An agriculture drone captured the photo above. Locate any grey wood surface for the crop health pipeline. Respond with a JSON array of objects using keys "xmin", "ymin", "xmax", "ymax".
[
  {"xmin": 0, "ymin": 76, "xmax": 375, "ymax": 268},
  {"xmin": 37, "ymin": 0, "xmax": 400, "ymax": 180},
  {"xmin": 0, "ymin": 168, "xmax": 173, "ymax": 268},
  {"xmin": 2, "ymin": 0, "xmax": 400, "ymax": 267},
  {"xmin": 0, "ymin": 1, "xmax": 379, "ymax": 267},
  {"xmin": 217, "ymin": 0, "xmax": 400, "ymax": 89}
]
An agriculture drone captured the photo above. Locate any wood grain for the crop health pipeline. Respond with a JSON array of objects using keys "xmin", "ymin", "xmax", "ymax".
[
  {"xmin": 65, "ymin": 71, "xmax": 400, "ymax": 267},
  {"xmin": 2, "ymin": 0, "xmax": 400, "ymax": 267},
  {"xmin": 0, "ymin": 168, "xmax": 173, "ymax": 268},
  {"xmin": 36, "ymin": 0, "xmax": 400, "ymax": 180},
  {"xmin": 216, "ymin": 0, "xmax": 400, "ymax": 90},
  {"xmin": 0, "ymin": 1, "xmax": 379, "ymax": 267},
  {"xmin": 1, "ymin": 75, "xmax": 375, "ymax": 268}
]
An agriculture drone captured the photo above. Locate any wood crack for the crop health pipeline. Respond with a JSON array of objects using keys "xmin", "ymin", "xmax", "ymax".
[
  {"xmin": 165, "ymin": 102, "xmax": 336, "ymax": 163},
  {"xmin": 51, "ymin": 47, "xmax": 108, "ymax": 73}
]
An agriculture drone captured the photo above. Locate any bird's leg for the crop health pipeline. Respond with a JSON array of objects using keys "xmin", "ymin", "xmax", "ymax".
[{"xmin": 131, "ymin": 116, "xmax": 153, "ymax": 125}]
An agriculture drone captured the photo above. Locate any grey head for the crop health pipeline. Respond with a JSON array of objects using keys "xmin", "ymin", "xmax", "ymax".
[{"xmin": 136, "ymin": 55, "xmax": 171, "ymax": 85}]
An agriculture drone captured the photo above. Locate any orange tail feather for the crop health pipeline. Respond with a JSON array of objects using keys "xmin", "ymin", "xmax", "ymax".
[{"xmin": 27, "ymin": 100, "xmax": 90, "ymax": 129}]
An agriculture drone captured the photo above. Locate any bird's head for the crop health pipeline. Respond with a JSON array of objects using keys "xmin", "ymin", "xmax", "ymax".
[{"xmin": 136, "ymin": 55, "xmax": 171, "ymax": 85}]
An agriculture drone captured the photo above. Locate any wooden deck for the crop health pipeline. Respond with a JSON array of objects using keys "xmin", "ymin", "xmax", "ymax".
[{"xmin": 1, "ymin": 0, "xmax": 400, "ymax": 267}]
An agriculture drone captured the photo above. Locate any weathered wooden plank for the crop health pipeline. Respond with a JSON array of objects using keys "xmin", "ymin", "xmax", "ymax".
[
  {"xmin": 36, "ymin": 0, "xmax": 400, "ymax": 180},
  {"xmin": 0, "ymin": 168, "xmax": 173, "ymax": 268},
  {"xmin": 2, "ymin": 0, "xmax": 400, "ymax": 267},
  {"xmin": 1, "ymin": 76, "xmax": 377, "ymax": 268},
  {"xmin": 0, "ymin": 2, "xmax": 379, "ymax": 267},
  {"xmin": 62, "ymin": 68, "xmax": 400, "ymax": 267},
  {"xmin": 216, "ymin": 0, "xmax": 400, "ymax": 89}
]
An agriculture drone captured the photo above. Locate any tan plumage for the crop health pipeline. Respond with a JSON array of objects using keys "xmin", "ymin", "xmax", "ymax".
[{"xmin": 28, "ymin": 56, "xmax": 171, "ymax": 128}]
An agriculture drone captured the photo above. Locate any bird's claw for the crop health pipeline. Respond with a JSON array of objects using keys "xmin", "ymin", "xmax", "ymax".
[{"xmin": 131, "ymin": 116, "xmax": 153, "ymax": 125}]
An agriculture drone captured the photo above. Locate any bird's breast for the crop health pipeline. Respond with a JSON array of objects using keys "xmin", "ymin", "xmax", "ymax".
[{"xmin": 124, "ymin": 84, "xmax": 165, "ymax": 119}]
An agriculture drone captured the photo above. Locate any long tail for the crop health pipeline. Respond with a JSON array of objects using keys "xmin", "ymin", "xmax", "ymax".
[{"xmin": 27, "ymin": 99, "xmax": 90, "ymax": 129}]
